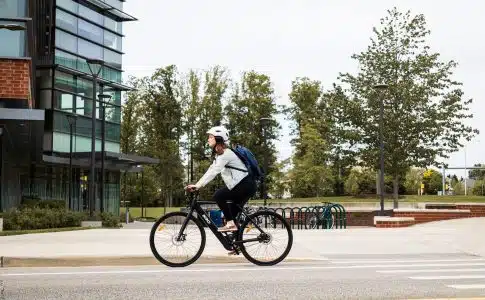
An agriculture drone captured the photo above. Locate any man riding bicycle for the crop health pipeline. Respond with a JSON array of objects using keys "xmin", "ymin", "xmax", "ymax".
[{"xmin": 185, "ymin": 125, "xmax": 257, "ymax": 232}]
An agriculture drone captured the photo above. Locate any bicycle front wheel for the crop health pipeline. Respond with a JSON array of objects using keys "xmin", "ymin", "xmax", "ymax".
[
  {"xmin": 238, "ymin": 210, "xmax": 293, "ymax": 266},
  {"xmin": 149, "ymin": 211, "xmax": 206, "ymax": 267}
]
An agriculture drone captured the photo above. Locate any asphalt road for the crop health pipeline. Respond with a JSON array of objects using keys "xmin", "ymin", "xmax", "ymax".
[{"xmin": 1, "ymin": 253, "xmax": 485, "ymax": 300}]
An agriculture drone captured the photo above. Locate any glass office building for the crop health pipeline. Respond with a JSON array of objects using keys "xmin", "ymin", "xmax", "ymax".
[{"xmin": 0, "ymin": 0, "xmax": 157, "ymax": 214}]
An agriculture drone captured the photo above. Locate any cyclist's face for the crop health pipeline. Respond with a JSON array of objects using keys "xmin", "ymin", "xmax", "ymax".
[{"xmin": 208, "ymin": 135, "xmax": 216, "ymax": 147}]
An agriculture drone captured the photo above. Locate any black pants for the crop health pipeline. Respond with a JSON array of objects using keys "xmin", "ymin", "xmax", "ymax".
[{"xmin": 213, "ymin": 176, "xmax": 256, "ymax": 222}]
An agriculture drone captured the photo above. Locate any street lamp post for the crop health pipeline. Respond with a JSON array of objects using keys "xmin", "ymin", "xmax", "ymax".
[
  {"xmin": 86, "ymin": 59, "xmax": 104, "ymax": 217},
  {"xmin": 259, "ymin": 117, "xmax": 271, "ymax": 207},
  {"xmin": 66, "ymin": 113, "xmax": 77, "ymax": 210},
  {"xmin": 97, "ymin": 93, "xmax": 112, "ymax": 213},
  {"xmin": 373, "ymin": 83, "xmax": 389, "ymax": 215}
]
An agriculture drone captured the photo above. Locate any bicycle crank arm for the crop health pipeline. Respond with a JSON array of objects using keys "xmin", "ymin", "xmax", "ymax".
[{"xmin": 234, "ymin": 238, "xmax": 260, "ymax": 244}]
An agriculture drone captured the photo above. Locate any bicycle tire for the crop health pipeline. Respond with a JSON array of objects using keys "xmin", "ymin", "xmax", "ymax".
[
  {"xmin": 149, "ymin": 211, "xmax": 206, "ymax": 267},
  {"xmin": 238, "ymin": 210, "xmax": 293, "ymax": 266}
]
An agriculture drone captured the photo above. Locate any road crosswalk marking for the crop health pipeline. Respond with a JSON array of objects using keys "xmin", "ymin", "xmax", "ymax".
[
  {"xmin": 328, "ymin": 256, "xmax": 485, "ymax": 291},
  {"xmin": 330, "ymin": 258, "xmax": 485, "ymax": 264},
  {"xmin": 409, "ymin": 275, "xmax": 485, "ymax": 280},
  {"xmin": 446, "ymin": 284, "xmax": 485, "ymax": 290},
  {"xmin": 378, "ymin": 268, "xmax": 485, "ymax": 274}
]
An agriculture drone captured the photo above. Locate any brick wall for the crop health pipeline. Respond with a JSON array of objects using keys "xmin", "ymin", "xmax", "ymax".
[
  {"xmin": 393, "ymin": 209, "xmax": 470, "ymax": 224},
  {"xmin": 0, "ymin": 59, "xmax": 31, "ymax": 103}
]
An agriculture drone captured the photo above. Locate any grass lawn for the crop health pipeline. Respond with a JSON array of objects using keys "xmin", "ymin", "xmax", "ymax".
[
  {"xmin": 118, "ymin": 195, "xmax": 484, "ymax": 218},
  {"xmin": 119, "ymin": 207, "xmax": 182, "ymax": 219},
  {"xmin": 248, "ymin": 195, "xmax": 485, "ymax": 204},
  {"xmin": 0, "ymin": 227, "xmax": 94, "ymax": 236}
]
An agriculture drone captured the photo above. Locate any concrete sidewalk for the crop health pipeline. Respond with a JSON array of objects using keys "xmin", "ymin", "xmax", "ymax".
[{"xmin": 1, "ymin": 217, "xmax": 484, "ymax": 261}]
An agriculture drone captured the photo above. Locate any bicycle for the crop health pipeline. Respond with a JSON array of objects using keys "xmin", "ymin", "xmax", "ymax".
[{"xmin": 149, "ymin": 191, "xmax": 293, "ymax": 267}]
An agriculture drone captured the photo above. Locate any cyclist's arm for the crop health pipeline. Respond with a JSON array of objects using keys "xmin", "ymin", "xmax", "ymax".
[{"xmin": 194, "ymin": 153, "xmax": 229, "ymax": 189}]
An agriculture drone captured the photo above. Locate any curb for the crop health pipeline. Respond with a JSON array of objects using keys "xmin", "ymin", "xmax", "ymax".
[{"xmin": 0, "ymin": 255, "xmax": 323, "ymax": 268}]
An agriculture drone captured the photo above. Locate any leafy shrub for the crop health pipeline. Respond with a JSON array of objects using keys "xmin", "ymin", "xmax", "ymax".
[
  {"xmin": 100, "ymin": 212, "xmax": 122, "ymax": 228},
  {"xmin": 3, "ymin": 208, "xmax": 85, "ymax": 230},
  {"xmin": 20, "ymin": 198, "xmax": 65, "ymax": 210},
  {"xmin": 83, "ymin": 212, "xmax": 122, "ymax": 228},
  {"xmin": 119, "ymin": 211, "xmax": 134, "ymax": 223}
]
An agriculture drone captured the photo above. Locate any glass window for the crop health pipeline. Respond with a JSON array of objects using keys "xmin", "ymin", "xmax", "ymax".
[
  {"xmin": 57, "ymin": 0, "xmax": 78, "ymax": 14},
  {"xmin": 76, "ymin": 78, "xmax": 101, "ymax": 99},
  {"xmin": 56, "ymin": 9, "xmax": 78, "ymax": 34},
  {"xmin": 103, "ymin": 105, "xmax": 120, "ymax": 123},
  {"xmin": 103, "ymin": 87, "xmax": 121, "ymax": 105},
  {"xmin": 103, "ymin": 48, "xmax": 121, "ymax": 69},
  {"xmin": 55, "ymin": 71, "xmax": 76, "ymax": 93},
  {"xmin": 55, "ymin": 49, "xmax": 78, "ymax": 69},
  {"xmin": 103, "ymin": 30, "xmax": 121, "ymax": 51},
  {"xmin": 0, "ymin": 21, "xmax": 26, "ymax": 57},
  {"xmin": 104, "ymin": 17, "xmax": 122, "ymax": 34},
  {"xmin": 0, "ymin": 0, "xmax": 27, "ymax": 18},
  {"xmin": 102, "ymin": 67, "xmax": 121, "ymax": 83},
  {"xmin": 55, "ymin": 29, "xmax": 77, "ymax": 53},
  {"xmin": 78, "ymin": 19, "xmax": 103, "ymax": 44},
  {"xmin": 53, "ymin": 90, "xmax": 74, "ymax": 112},
  {"xmin": 75, "ymin": 96, "xmax": 85, "ymax": 116},
  {"xmin": 78, "ymin": 39, "xmax": 103, "ymax": 60},
  {"xmin": 79, "ymin": 5, "xmax": 103, "ymax": 26}
]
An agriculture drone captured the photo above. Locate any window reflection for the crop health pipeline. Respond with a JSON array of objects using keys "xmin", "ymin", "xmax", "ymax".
[
  {"xmin": 55, "ymin": 29, "xmax": 77, "ymax": 53},
  {"xmin": 57, "ymin": 0, "xmax": 78, "ymax": 14},
  {"xmin": 56, "ymin": 9, "xmax": 77, "ymax": 33},
  {"xmin": 0, "ymin": 0, "xmax": 27, "ymax": 18},
  {"xmin": 0, "ymin": 21, "xmax": 26, "ymax": 57},
  {"xmin": 78, "ymin": 19, "xmax": 103, "ymax": 44},
  {"xmin": 53, "ymin": 91, "xmax": 74, "ymax": 112}
]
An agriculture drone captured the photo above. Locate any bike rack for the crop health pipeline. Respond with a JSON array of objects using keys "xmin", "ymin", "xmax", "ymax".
[{"xmin": 253, "ymin": 203, "xmax": 347, "ymax": 230}]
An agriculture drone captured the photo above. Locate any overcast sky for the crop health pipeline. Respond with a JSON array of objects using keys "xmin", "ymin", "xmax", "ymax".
[{"xmin": 122, "ymin": 0, "xmax": 484, "ymax": 178}]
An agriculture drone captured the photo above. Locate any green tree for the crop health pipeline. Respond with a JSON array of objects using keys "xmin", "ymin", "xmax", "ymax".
[
  {"xmin": 120, "ymin": 76, "xmax": 145, "ymax": 207},
  {"xmin": 338, "ymin": 7, "xmax": 478, "ymax": 204},
  {"xmin": 468, "ymin": 164, "xmax": 485, "ymax": 180},
  {"xmin": 269, "ymin": 158, "xmax": 290, "ymax": 199},
  {"xmin": 403, "ymin": 167, "xmax": 425, "ymax": 195},
  {"xmin": 225, "ymin": 70, "xmax": 280, "ymax": 198},
  {"xmin": 289, "ymin": 123, "xmax": 334, "ymax": 197},
  {"xmin": 140, "ymin": 65, "xmax": 185, "ymax": 207},
  {"xmin": 179, "ymin": 69, "xmax": 202, "ymax": 184},
  {"xmin": 344, "ymin": 167, "xmax": 376, "ymax": 196},
  {"xmin": 422, "ymin": 169, "xmax": 442, "ymax": 195},
  {"xmin": 472, "ymin": 180, "xmax": 485, "ymax": 196}
]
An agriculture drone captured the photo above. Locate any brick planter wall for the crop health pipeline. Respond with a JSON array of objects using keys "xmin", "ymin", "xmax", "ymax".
[
  {"xmin": 375, "ymin": 216, "xmax": 415, "ymax": 228},
  {"xmin": 393, "ymin": 208, "xmax": 471, "ymax": 224}
]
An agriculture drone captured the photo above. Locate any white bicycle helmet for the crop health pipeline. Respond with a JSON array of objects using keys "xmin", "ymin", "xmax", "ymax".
[{"xmin": 206, "ymin": 126, "xmax": 230, "ymax": 143}]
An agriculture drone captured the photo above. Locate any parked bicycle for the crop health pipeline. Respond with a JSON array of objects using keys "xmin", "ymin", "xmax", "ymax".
[{"xmin": 149, "ymin": 191, "xmax": 293, "ymax": 267}]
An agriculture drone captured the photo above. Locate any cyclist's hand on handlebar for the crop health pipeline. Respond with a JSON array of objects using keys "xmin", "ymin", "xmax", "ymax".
[{"xmin": 185, "ymin": 184, "xmax": 198, "ymax": 192}]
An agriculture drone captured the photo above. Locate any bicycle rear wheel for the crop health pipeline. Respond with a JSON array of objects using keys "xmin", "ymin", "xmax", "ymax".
[
  {"xmin": 149, "ymin": 211, "xmax": 206, "ymax": 267},
  {"xmin": 238, "ymin": 210, "xmax": 293, "ymax": 266}
]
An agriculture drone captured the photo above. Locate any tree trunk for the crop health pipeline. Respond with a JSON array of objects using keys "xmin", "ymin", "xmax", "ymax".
[{"xmin": 393, "ymin": 175, "xmax": 399, "ymax": 209}]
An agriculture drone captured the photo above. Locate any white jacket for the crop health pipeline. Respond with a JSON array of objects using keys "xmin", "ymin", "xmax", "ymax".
[{"xmin": 195, "ymin": 149, "xmax": 248, "ymax": 190}]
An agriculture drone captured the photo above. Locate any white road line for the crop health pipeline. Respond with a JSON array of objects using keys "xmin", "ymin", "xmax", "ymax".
[
  {"xmin": 2, "ymin": 262, "xmax": 485, "ymax": 277},
  {"xmin": 447, "ymin": 284, "xmax": 485, "ymax": 290},
  {"xmin": 410, "ymin": 275, "xmax": 485, "ymax": 280},
  {"xmin": 377, "ymin": 268, "xmax": 485, "ymax": 274},
  {"xmin": 331, "ymin": 258, "xmax": 485, "ymax": 264}
]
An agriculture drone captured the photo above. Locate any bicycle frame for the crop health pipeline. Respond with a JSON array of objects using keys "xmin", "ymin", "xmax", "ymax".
[{"xmin": 176, "ymin": 192, "xmax": 266, "ymax": 251}]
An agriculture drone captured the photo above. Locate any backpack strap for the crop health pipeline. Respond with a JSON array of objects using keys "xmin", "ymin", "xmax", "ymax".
[
  {"xmin": 226, "ymin": 165, "xmax": 248, "ymax": 172},
  {"xmin": 227, "ymin": 148, "xmax": 249, "ymax": 173}
]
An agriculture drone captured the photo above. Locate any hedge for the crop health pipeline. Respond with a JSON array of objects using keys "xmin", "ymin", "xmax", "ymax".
[
  {"xmin": 2, "ymin": 208, "xmax": 123, "ymax": 230},
  {"xmin": 3, "ymin": 208, "xmax": 85, "ymax": 230}
]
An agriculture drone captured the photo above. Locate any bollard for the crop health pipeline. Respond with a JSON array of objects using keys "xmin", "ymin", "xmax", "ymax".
[
  {"xmin": 126, "ymin": 207, "xmax": 130, "ymax": 224},
  {"xmin": 0, "ymin": 256, "xmax": 3, "ymax": 268}
]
